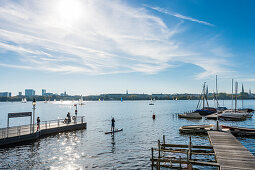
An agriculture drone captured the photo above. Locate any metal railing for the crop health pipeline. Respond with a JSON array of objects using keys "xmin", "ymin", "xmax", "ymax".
[{"xmin": 0, "ymin": 116, "xmax": 85, "ymax": 139}]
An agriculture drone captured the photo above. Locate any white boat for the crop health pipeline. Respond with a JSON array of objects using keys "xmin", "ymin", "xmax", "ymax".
[
  {"xmin": 219, "ymin": 110, "xmax": 247, "ymax": 121},
  {"xmin": 79, "ymin": 95, "xmax": 85, "ymax": 105},
  {"xmin": 21, "ymin": 98, "xmax": 27, "ymax": 103},
  {"xmin": 149, "ymin": 99, "xmax": 154, "ymax": 105},
  {"xmin": 178, "ymin": 112, "xmax": 202, "ymax": 119}
]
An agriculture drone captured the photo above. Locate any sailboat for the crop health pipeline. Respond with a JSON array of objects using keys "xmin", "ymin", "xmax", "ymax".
[
  {"xmin": 179, "ymin": 82, "xmax": 216, "ymax": 119},
  {"xmin": 21, "ymin": 98, "xmax": 27, "ymax": 103},
  {"xmin": 149, "ymin": 98, "xmax": 154, "ymax": 105},
  {"xmin": 79, "ymin": 95, "xmax": 85, "ymax": 105},
  {"xmin": 218, "ymin": 81, "xmax": 249, "ymax": 120}
]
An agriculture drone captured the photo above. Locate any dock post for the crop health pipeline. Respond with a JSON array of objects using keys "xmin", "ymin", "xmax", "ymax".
[
  {"xmin": 188, "ymin": 136, "xmax": 192, "ymax": 160},
  {"xmin": 157, "ymin": 140, "xmax": 160, "ymax": 170},
  {"xmin": 170, "ymin": 157, "xmax": 172, "ymax": 168},
  {"xmin": 151, "ymin": 148, "xmax": 154, "ymax": 170},
  {"xmin": 179, "ymin": 156, "xmax": 182, "ymax": 170},
  {"xmin": 163, "ymin": 135, "xmax": 165, "ymax": 149},
  {"xmin": 186, "ymin": 150, "xmax": 189, "ymax": 163}
]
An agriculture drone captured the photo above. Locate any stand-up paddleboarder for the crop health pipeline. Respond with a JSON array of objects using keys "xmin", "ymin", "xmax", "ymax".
[{"xmin": 111, "ymin": 117, "xmax": 115, "ymax": 133}]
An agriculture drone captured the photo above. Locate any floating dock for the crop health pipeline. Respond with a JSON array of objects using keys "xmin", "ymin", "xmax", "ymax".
[
  {"xmin": 0, "ymin": 116, "xmax": 86, "ymax": 148},
  {"xmin": 208, "ymin": 131, "xmax": 255, "ymax": 170}
]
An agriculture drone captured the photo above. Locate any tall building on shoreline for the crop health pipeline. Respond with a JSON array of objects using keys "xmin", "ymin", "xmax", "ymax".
[
  {"xmin": 0, "ymin": 92, "xmax": 11, "ymax": 97},
  {"xmin": 25, "ymin": 89, "xmax": 35, "ymax": 96},
  {"xmin": 42, "ymin": 89, "xmax": 46, "ymax": 96}
]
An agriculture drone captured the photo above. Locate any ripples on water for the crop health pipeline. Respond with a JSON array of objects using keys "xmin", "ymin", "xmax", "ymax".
[{"xmin": 0, "ymin": 100, "xmax": 255, "ymax": 169}]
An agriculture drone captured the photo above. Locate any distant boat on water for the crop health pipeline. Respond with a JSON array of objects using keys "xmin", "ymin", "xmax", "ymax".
[
  {"xmin": 21, "ymin": 98, "xmax": 27, "ymax": 103},
  {"xmin": 79, "ymin": 95, "xmax": 85, "ymax": 105},
  {"xmin": 149, "ymin": 99, "xmax": 154, "ymax": 105}
]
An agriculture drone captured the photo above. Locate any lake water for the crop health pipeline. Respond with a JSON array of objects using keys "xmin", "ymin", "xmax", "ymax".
[{"xmin": 0, "ymin": 100, "xmax": 255, "ymax": 169}]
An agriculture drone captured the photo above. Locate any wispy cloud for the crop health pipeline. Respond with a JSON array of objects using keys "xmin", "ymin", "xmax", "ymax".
[
  {"xmin": 0, "ymin": 0, "xmax": 230, "ymax": 79},
  {"xmin": 144, "ymin": 5, "xmax": 215, "ymax": 27}
]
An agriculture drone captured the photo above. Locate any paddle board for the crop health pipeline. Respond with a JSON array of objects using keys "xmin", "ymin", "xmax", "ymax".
[{"xmin": 105, "ymin": 128, "xmax": 123, "ymax": 134}]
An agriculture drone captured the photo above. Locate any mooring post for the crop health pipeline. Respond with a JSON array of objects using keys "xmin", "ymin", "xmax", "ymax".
[
  {"xmin": 151, "ymin": 148, "xmax": 154, "ymax": 170},
  {"xmin": 157, "ymin": 140, "xmax": 161, "ymax": 170},
  {"xmin": 189, "ymin": 136, "xmax": 192, "ymax": 160},
  {"xmin": 163, "ymin": 135, "xmax": 165, "ymax": 149},
  {"xmin": 186, "ymin": 150, "xmax": 189, "ymax": 164},
  {"xmin": 170, "ymin": 157, "xmax": 172, "ymax": 168},
  {"xmin": 179, "ymin": 156, "xmax": 182, "ymax": 169}
]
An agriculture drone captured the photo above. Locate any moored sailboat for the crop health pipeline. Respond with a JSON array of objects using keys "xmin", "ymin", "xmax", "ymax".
[
  {"xmin": 179, "ymin": 82, "xmax": 216, "ymax": 119},
  {"xmin": 21, "ymin": 98, "xmax": 27, "ymax": 103}
]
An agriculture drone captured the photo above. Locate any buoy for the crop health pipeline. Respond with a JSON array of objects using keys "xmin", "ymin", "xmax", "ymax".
[{"xmin": 152, "ymin": 113, "xmax": 156, "ymax": 119}]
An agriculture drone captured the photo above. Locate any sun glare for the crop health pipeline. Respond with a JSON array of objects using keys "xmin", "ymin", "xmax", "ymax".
[{"xmin": 57, "ymin": 0, "xmax": 82, "ymax": 24}]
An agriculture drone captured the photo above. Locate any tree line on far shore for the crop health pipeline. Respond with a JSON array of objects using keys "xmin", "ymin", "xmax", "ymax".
[{"xmin": 0, "ymin": 92, "xmax": 253, "ymax": 102}]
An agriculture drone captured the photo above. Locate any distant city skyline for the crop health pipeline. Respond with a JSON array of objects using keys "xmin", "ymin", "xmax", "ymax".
[{"xmin": 0, "ymin": 0, "xmax": 255, "ymax": 95}]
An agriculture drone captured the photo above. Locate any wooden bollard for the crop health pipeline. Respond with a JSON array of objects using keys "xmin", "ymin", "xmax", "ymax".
[
  {"xmin": 157, "ymin": 140, "xmax": 160, "ymax": 170},
  {"xmin": 163, "ymin": 135, "xmax": 165, "ymax": 149},
  {"xmin": 188, "ymin": 136, "xmax": 192, "ymax": 160},
  {"xmin": 151, "ymin": 148, "xmax": 154, "ymax": 170},
  {"xmin": 170, "ymin": 157, "xmax": 172, "ymax": 168},
  {"xmin": 179, "ymin": 156, "xmax": 182, "ymax": 169}
]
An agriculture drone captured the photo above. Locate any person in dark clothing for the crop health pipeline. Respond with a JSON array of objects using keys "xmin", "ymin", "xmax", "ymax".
[
  {"xmin": 67, "ymin": 112, "xmax": 71, "ymax": 123},
  {"xmin": 37, "ymin": 117, "xmax": 40, "ymax": 131},
  {"xmin": 111, "ymin": 117, "xmax": 115, "ymax": 132}
]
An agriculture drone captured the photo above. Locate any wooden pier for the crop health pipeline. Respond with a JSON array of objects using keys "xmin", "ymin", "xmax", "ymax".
[
  {"xmin": 0, "ymin": 116, "xmax": 86, "ymax": 147},
  {"xmin": 208, "ymin": 131, "xmax": 255, "ymax": 170},
  {"xmin": 151, "ymin": 135, "xmax": 219, "ymax": 169}
]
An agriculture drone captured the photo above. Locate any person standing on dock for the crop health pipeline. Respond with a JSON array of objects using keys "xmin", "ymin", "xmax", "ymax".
[
  {"xmin": 67, "ymin": 112, "xmax": 71, "ymax": 124},
  {"xmin": 111, "ymin": 117, "xmax": 115, "ymax": 132},
  {"xmin": 37, "ymin": 117, "xmax": 40, "ymax": 131}
]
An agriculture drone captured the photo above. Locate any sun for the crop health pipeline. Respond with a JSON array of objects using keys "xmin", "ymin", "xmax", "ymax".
[{"xmin": 57, "ymin": 0, "xmax": 82, "ymax": 24}]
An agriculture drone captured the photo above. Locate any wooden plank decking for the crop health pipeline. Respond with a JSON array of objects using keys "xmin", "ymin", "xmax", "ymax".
[{"xmin": 208, "ymin": 131, "xmax": 255, "ymax": 170}]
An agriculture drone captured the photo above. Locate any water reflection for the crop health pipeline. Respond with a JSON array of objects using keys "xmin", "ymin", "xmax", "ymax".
[{"xmin": 0, "ymin": 100, "xmax": 255, "ymax": 169}]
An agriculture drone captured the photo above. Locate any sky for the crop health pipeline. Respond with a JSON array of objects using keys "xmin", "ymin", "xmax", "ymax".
[{"xmin": 0, "ymin": 0, "xmax": 255, "ymax": 95}]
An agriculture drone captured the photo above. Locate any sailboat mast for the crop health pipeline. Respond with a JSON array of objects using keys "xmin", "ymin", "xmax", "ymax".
[
  {"xmin": 235, "ymin": 81, "xmax": 238, "ymax": 112},
  {"xmin": 231, "ymin": 79, "xmax": 234, "ymax": 110},
  {"xmin": 202, "ymin": 82, "xmax": 205, "ymax": 109},
  {"xmin": 242, "ymin": 84, "xmax": 244, "ymax": 109},
  {"xmin": 215, "ymin": 75, "xmax": 219, "ymax": 108}
]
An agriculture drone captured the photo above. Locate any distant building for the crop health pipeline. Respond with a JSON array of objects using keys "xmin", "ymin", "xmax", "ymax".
[
  {"xmin": 18, "ymin": 92, "xmax": 22, "ymax": 96},
  {"xmin": 44, "ymin": 93, "xmax": 54, "ymax": 96},
  {"xmin": 0, "ymin": 92, "xmax": 11, "ymax": 97},
  {"xmin": 60, "ymin": 91, "xmax": 67, "ymax": 96},
  {"xmin": 42, "ymin": 89, "xmax": 46, "ymax": 96},
  {"xmin": 25, "ymin": 89, "xmax": 35, "ymax": 96}
]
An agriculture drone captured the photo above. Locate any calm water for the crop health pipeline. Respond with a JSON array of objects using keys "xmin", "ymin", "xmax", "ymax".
[{"xmin": 0, "ymin": 100, "xmax": 255, "ymax": 169}]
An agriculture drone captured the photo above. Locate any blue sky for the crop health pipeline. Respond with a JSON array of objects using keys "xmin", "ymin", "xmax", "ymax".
[{"xmin": 0, "ymin": 0, "xmax": 255, "ymax": 95}]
